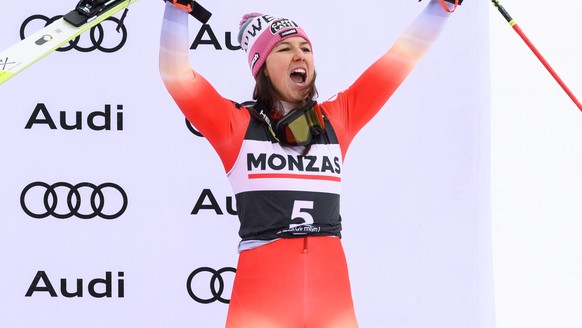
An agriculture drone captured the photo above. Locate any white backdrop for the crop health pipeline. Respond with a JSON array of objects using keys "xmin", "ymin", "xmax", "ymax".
[
  {"xmin": 489, "ymin": 1, "xmax": 582, "ymax": 327},
  {"xmin": 0, "ymin": 1, "xmax": 492, "ymax": 327}
]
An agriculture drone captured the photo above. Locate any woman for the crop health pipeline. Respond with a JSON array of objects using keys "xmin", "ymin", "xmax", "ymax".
[{"xmin": 160, "ymin": 0, "xmax": 460, "ymax": 326}]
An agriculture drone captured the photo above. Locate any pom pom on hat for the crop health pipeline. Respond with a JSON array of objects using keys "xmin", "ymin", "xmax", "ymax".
[
  {"xmin": 237, "ymin": 13, "xmax": 312, "ymax": 79},
  {"xmin": 239, "ymin": 13, "xmax": 262, "ymax": 28}
]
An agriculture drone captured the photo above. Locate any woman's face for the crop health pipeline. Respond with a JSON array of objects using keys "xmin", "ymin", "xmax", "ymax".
[{"xmin": 264, "ymin": 37, "xmax": 315, "ymax": 105}]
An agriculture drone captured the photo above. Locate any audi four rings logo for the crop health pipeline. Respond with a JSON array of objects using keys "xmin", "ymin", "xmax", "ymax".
[
  {"xmin": 20, "ymin": 15, "xmax": 128, "ymax": 53},
  {"xmin": 20, "ymin": 182, "xmax": 128, "ymax": 220},
  {"xmin": 187, "ymin": 267, "xmax": 236, "ymax": 304}
]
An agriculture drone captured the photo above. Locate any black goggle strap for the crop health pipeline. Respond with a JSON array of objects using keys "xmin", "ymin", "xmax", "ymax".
[
  {"xmin": 260, "ymin": 109, "xmax": 280, "ymax": 143},
  {"xmin": 251, "ymin": 102, "xmax": 280, "ymax": 142}
]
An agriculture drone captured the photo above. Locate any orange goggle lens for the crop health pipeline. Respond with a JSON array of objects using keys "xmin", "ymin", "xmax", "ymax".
[{"xmin": 275, "ymin": 105, "xmax": 324, "ymax": 146}]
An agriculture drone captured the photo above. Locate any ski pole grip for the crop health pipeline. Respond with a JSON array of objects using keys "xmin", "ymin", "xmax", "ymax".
[
  {"xmin": 190, "ymin": 1, "xmax": 212, "ymax": 24},
  {"xmin": 163, "ymin": 0, "xmax": 212, "ymax": 24}
]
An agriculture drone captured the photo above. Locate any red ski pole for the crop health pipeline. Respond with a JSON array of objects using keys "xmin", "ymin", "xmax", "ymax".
[{"xmin": 491, "ymin": 0, "xmax": 582, "ymax": 112}]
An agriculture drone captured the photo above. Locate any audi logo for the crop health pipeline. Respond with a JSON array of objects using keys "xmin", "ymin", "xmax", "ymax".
[
  {"xmin": 187, "ymin": 267, "xmax": 236, "ymax": 304},
  {"xmin": 20, "ymin": 182, "xmax": 128, "ymax": 220},
  {"xmin": 20, "ymin": 15, "xmax": 128, "ymax": 53}
]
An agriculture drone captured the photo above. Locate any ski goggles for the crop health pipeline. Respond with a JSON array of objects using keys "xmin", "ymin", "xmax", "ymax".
[{"xmin": 273, "ymin": 101, "xmax": 325, "ymax": 146}]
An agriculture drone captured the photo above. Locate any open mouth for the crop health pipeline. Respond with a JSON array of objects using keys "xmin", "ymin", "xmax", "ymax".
[{"xmin": 290, "ymin": 68, "xmax": 307, "ymax": 84}]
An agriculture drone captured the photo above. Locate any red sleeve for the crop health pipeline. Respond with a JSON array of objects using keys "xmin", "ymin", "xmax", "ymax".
[
  {"xmin": 160, "ymin": 4, "xmax": 249, "ymax": 172},
  {"xmin": 321, "ymin": 0, "xmax": 451, "ymax": 158},
  {"xmin": 164, "ymin": 72, "xmax": 250, "ymax": 173},
  {"xmin": 321, "ymin": 52, "xmax": 416, "ymax": 159}
]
